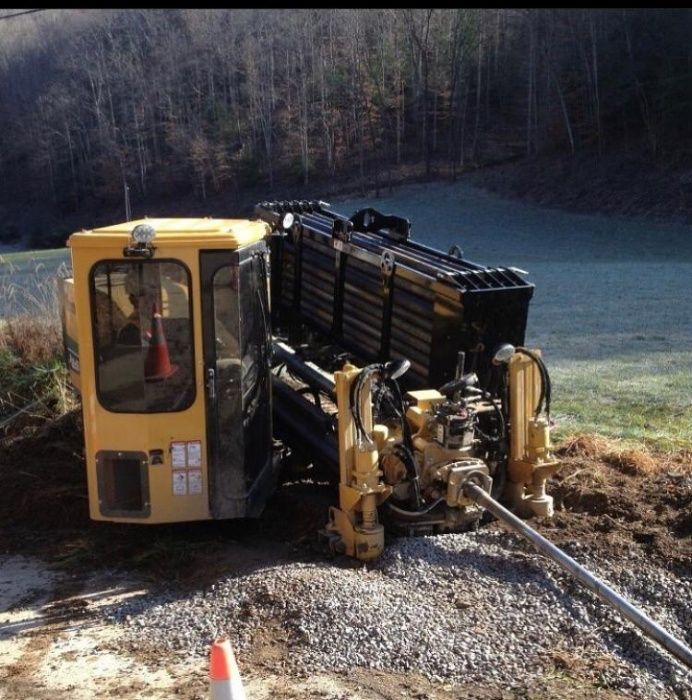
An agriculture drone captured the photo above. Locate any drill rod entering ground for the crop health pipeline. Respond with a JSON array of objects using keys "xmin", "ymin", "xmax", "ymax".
[{"xmin": 463, "ymin": 482, "xmax": 692, "ymax": 670}]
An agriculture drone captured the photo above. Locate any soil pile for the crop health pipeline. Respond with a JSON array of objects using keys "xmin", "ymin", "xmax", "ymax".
[
  {"xmin": 0, "ymin": 408, "xmax": 87, "ymax": 531},
  {"xmin": 544, "ymin": 434, "xmax": 692, "ymax": 575}
]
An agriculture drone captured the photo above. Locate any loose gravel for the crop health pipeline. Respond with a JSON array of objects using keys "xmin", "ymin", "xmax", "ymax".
[{"xmin": 112, "ymin": 530, "xmax": 692, "ymax": 699}]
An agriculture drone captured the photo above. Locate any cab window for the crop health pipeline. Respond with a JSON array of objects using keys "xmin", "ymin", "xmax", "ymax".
[{"xmin": 90, "ymin": 260, "xmax": 195, "ymax": 412}]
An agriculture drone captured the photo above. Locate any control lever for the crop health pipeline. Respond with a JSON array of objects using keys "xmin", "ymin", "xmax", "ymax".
[{"xmin": 439, "ymin": 372, "xmax": 479, "ymax": 399}]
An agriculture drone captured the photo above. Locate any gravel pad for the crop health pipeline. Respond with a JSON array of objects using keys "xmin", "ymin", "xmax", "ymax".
[{"xmin": 112, "ymin": 530, "xmax": 691, "ymax": 698}]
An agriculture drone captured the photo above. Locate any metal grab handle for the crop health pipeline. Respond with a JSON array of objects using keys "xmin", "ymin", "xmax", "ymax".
[{"xmin": 207, "ymin": 367, "xmax": 216, "ymax": 400}]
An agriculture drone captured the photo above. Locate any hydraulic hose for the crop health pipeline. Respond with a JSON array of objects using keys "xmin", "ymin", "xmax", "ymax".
[
  {"xmin": 350, "ymin": 363, "xmax": 381, "ymax": 445},
  {"xmin": 385, "ymin": 498, "xmax": 445, "ymax": 519},
  {"xmin": 516, "ymin": 347, "xmax": 552, "ymax": 418},
  {"xmin": 462, "ymin": 481, "xmax": 692, "ymax": 670},
  {"xmin": 479, "ymin": 390, "xmax": 506, "ymax": 443}
]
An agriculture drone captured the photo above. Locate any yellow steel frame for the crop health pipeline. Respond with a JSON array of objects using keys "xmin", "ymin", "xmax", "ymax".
[
  {"xmin": 325, "ymin": 363, "xmax": 392, "ymax": 560},
  {"xmin": 506, "ymin": 351, "xmax": 560, "ymax": 516}
]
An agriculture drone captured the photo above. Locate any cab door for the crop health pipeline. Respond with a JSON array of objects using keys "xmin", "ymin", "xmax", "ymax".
[{"xmin": 200, "ymin": 246, "xmax": 273, "ymax": 519}]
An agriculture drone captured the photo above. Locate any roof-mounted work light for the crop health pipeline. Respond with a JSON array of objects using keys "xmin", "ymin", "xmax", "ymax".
[{"xmin": 124, "ymin": 223, "xmax": 156, "ymax": 258}]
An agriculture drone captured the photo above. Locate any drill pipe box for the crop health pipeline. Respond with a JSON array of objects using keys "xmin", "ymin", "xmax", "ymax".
[{"xmin": 257, "ymin": 201, "xmax": 534, "ymax": 389}]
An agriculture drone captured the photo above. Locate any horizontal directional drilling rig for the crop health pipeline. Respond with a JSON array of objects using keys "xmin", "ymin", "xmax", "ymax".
[
  {"xmin": 58, "ymin": 200, "xmax": 692, "ymax": 670},
  {"xmin": 255, "ymin": 200, "xmax": 692, "ymax": 670},
  {"xmin": 256, "ymin": 199, "xmax": 558, "ymax": 538}
]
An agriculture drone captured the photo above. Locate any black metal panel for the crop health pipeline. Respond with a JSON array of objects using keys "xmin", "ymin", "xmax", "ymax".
[
  {"xmin": 200, "ymin": 244, "xmax": 274, "ymax": 519},
  {"xmin": 256, "ymin": 201, "xmax": 534, "ymax": 389}
]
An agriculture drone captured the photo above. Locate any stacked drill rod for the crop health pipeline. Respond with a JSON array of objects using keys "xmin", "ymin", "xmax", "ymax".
[{"xmin": 255, "ymin": 200, "xmax": 534, "ymax": 390}]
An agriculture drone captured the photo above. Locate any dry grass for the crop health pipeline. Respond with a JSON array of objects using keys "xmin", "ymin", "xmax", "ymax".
[
  {"xmin": 556, "ymin": 432, "xmax": 692, "ymax": 478},
  {"xmin": 0, "ymin": 262, "xmax": 75, "ymax": 429},
  {"xmin": 0, "ymin": 313, "xmax": 62, "ymax": 364},
  {"xmin": 603, "ymin": 449, "xmax": 658, "ymax": 476},
  {"xmin": 0, "ymin": 256, "xmax": 64, "ymax": 356},
  {"xmin": 557, "ymin": 433, "xmax": 612, "ymax": 459}
]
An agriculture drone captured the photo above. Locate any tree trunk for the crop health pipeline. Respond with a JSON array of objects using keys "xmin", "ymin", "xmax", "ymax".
[
  {"xmin": 622, "ymin": 9, "xmax": 656, "ymax": 158},
  {"xmin": 526, "ymin": 10, "xmax": 535, "ymax": 156},
  {"xmin": 470, "ymin": 11, "xmax": 483, "ymax": 162},
  {"xmin": 589, "ymin": 13, "xmax": 602, "ymax": 156},
  {"xmin": 550, "ymin": 66, "xmax": 575, "ymax": 155},
  {"xmin": 459, "ymin": 78, "xmax": 469, "ymax": 168}
]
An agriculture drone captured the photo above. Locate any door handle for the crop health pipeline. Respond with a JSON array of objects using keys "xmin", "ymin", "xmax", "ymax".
[{"xmin": 206, "ymin": 367, "xmax": 216, "ymax": 400}]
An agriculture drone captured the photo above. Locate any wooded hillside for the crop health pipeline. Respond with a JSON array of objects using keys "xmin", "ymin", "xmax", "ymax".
[{"xmin": 1, "ymin": 9, "xmax": 691, "ymax": 243}]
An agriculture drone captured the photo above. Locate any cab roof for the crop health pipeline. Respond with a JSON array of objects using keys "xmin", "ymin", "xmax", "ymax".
[{"xmin": 68, "ymin": 217, "xmax": 269, "ymax": 250}]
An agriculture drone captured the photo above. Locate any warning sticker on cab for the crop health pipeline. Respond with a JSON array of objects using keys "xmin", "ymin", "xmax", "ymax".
[
  {"xmin": 187, "ymin": 440, "xmax": 202, "ymax": 467},
  {"xmin": 172, "ymin": 470, "xmax": 188, "ymax": 496},
  {"xmin": 171, "ymin": 441, "xmax": 187, "ymax": 469},
  {"xmin": 188, "ymin": 469, "xmax": 203, "ymax": 495}
]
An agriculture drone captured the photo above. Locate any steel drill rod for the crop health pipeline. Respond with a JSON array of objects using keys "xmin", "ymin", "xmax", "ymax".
[
  {"xmin": 463, "ymin": 482, "xmax": 692, "ymax": 670},
  {"xmin": 272, "ymin": 342, "xmax": 336, "ymax": 398}
]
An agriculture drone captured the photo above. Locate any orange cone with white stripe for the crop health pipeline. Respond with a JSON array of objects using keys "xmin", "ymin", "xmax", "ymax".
[
  {"xmin": 209, "ymin": 637, "xmax": 247, "ymax": 700},
  {"xmin": 144, "ymin": 303, "xmax": 178, "ymax": 381}
]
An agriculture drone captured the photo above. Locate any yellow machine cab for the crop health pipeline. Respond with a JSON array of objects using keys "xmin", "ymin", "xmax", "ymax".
[{"xmin": 61, "ymin": 217, "xmax": 275, "ymax": 524}]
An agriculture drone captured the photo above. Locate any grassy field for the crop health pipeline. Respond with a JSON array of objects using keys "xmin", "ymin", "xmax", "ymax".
[
  {"xmin": 550, "ymin": 352, "xmax": 692, "ymax": 450},
  {"xmin": 2, "ymin": 184, "xmax": 690, "ymax": 450},
  {"xmin": 338, "ymin": 182, "xmax": 692, "ymax": 451},
  {"xmin": 0, "ymin": 247, "xmax": 67, "ymax": 262}
]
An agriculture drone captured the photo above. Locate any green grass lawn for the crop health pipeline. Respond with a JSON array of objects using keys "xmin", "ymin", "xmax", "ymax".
[
  {"xmin": 0, "ymin": 247, "xmax": 66, "ymax": 263},
  {"xmin": 551, "ymin": 351, "xmax": 692, "ymax": 451}
]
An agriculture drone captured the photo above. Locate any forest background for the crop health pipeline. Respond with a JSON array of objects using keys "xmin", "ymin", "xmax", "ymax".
[{"xmin": 1, "ymin": 8, "xmax": 691, "ymax": 246}]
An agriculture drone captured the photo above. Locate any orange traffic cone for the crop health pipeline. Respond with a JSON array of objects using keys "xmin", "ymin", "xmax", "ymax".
[
  {"xmin": 209, "ymin": 637, "xmax": 247, "ymax": 700},
  {"xmin": 144, "ymin": 303, "xmax": 177, "ymax": 381}
]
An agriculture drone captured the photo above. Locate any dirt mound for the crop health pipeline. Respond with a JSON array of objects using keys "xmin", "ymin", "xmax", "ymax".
[
  {"xmin": 468, "ymin": 148, "xmax": 692, "ymax": 224},
  {"xmin": 545, "ymin": 441, "xmax": 692, "ymax": 575},
  {"xmin": 0, "ymin": 408, "xmax": 88, "ymax": 531},
  {"xmin": 557, "ymin": 432, "xmax": 689, "ymax": 478}
]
